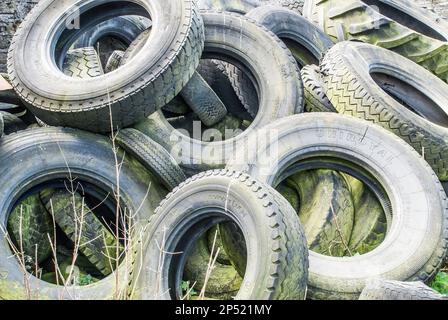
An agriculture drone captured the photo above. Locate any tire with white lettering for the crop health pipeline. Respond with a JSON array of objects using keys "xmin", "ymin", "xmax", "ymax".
[
  {"xmin": 131, "ymin": 169, "xmax": 309, "ymax": 300},
  {"xmin": 134, "ymin": 12, "xmax": 302, "ymax": 173},
  {"xmin": 226, "ymin": 113, "xmax": 448, "ymax": 300},
  {"xmin": 321, "ymin": 41, "xmax": 448, "ymax": 181},
  {"xmin": 8, "ymin": 0, "xmax": 204, "ymax": 132}
]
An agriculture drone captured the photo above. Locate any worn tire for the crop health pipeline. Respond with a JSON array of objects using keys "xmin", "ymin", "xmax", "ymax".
[
  {"xmin": 227, "ymin": 113, "xmax": 448, "ymax": 300},
  {"xmin": 183, "ymin": 234, "xmax": 242, "ymax": 300},
  {"xmin": 321, "ymin": 41, "xmax": 448, "ymax": 181},
  {"xmin": 0, "ymin": 128, "xmax": 164, "ymax": 300},
  {"xmin": 40, "ymin": 190, "xmax": 120, "ymax": 277},
  {"xmin": 63, "ymin": 47, "xmax": 104, "ymax": 79},
  {"xmin": 134, "ymin": 12, "xmax": 302, "ymax": 173},
  {"xmin": 1, "ymin": 111, "xmax": 27, "ymax": 135},
  {"xmin": 301, "ymin": 65, "xmax": 335, "ymax": 113},
  {"xmin": 115, "ymin": 128, "xmax": 187, "ymax": 191},
  {"xmin": 247, "ymin": 5, "xmax": 333, "ymax": 68},
  {"xmin": 359, "ymin": 279, "xmax": 448, "ymax": 300},
  {"xmin": 303, "ymin": 0, "xmax": 448, "ymax": 83},
  {"xmin": 105, "ymin": 50, "xmax": 124, "ymax": 73},
  {"xmin": 8, "ymin": 0, "xmax": 204, "ymax": 133},
  {"xmin": 131, "ymin": 169, "xmax": 309, "ymax": 300}
]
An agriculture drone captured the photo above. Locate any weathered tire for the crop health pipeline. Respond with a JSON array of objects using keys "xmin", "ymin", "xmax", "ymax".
[
  {"xmin": 198, "ymin": 0, "xmax": 303, "ymax": 15},
  {"xmin": 303, "ymin": 0, "xmax": 448, "ymax": 83},
  {"xmin": 134, "ymin": 12, "xmax": 302, "ymax": 173},
  {"xmin": 131, "ymin": 169, "xmax": 309, "ymax": 300},
  {"xmin": 227, "ymin": 113, "xmax": 448, "ymax": 300},
  {"xmin": 1, "ymin": 111, "xmax": 27, "ymax": 135},
  {"xmin": 8, "ymin": 0, "xmax": 204, "ymax": 133},
  {"xmin": 7, "ymin": 194, "xmax": 53, "ymax": 265},
  {"xmin": 286, "ymin": 170, "xmax": 355, "ymax": 257},
  {"xmin": 206, "ymin": 225, "xmax": 231, "ymax": 266},
  {"xmin": 0, "ymin": 128, "xmax": 164, "ymax": 300},
  {"xmin": 40, "ymin": 190, "xmax": 120, "ymax": 277},
  {"xmin": 321, "ymin": 41, "xmax": 448, "ymax": 181},
  {"xmin": 246, "ymin": 5, "xmax": 333, "ymax": 68},
  {"xmin": 359, "ymin": 279, "xmax": 448, "ymax": 300},
  {"xmin": 301, "ymin": 65, "xmax": 335, "ymax": 113},
  {"xmin": 62, "ymin": 47, "xmax": 104, "ymax": 79},
  {"xmin": 346, "ymin": 176, "xmax": 387, "ymax": 255},
  {"xmin": 183, "ymin": 234, "xmax": 242, "ymax": 300},
  {"xmin": 122, "ymin": 30, "xmax": 228, "ymax": 127},
  {"xmin": 115, "ymin": 128, "xmax": 187, "ymax": 191},
  {"xmin": 105, "ymin": 50, "xmax": 124, "ymax": 73},
  {"xmin": 162, "ymin": 97, "xmax": 191, "ymax": 115}
]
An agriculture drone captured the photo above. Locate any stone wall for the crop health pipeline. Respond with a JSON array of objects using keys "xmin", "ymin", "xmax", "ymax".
[
  {"xmin": 1, "ymin": 0, "xmax": 448, "ymax": 73},
  {"xmin": 0, "ymin": 0, "xmax": 39, "ymax": 72}
]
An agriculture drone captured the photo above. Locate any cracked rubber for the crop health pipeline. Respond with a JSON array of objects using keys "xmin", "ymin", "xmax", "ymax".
[
  {"xmin": 227, "ymin": 113, "xmax": 448, "ymax": 300},
  {"xmin": 131, "ymin": 169, "xmax": 309, "ymax": 300},
  {"xmin": 8, "ymin": 0, "xmax": 205, "ymax": 133},
  {"xmin": 321, "ymin": 41, "xmax": 448, "ymax": 181}
]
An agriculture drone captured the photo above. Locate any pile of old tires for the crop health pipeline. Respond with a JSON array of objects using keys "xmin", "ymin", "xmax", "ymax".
[{"xmin": 0, "ymin": 0, "xmax": 447, "ymax": 300}]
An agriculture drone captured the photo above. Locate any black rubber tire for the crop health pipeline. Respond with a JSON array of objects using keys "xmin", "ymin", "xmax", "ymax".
[
  {"xmin": 115, "ymin": 128, "xmax": 187, "ymax": 191},
  {"xmin": 303, "ymin": 0, "xmax": 448, "ymax": 83},
  {"xmin": 121, "ymin": 29, "xmax": 228, "ymax": 127},
  {"xmin": 105, "ymin": 50, "xmax": 124, "ymax": 74},
  {"xmin": 227, "ymin": 113, "xmax": 448, "ymax": 300},
  {"xmin": 161, "ymin": 97, "xmax": 191, "ymax": 115},
  {"xmin": 0, "ymin": 74, "xmax": 22, "ymax": 106},
  {"xmin": 131, "ymin": 169, "xmax": 309, "ymax": 300},
  {"xmin": 62, "ymin": 47, "xmax": 104, "ymax": 78},
  {"xmin": 196, "ymin": 60, "xmax": 252, "ymax": 121},
  {"xmin": 40, "ymin": 190, "xmax": 120, "ymax": 277},
  {"xmin": 7, "ymin": 0, "xmax": 204, "ymax": 133},
  {"xmin": 0, "ymin": 111, "xmax": 27, "ymax": 135},
  {"xmin": 134, "ymin": 12, "xmax": 302, "ymax": 173},
  {"xmin": 359, "ymin": 279, "xmax": 448, "ymax": 300},
  {"xmin": 183, "ymin": 234, "xmax": 242, "ymax": 300},
  {"xmin": 246, "ymin": 5, "xmax": 333, "ymax": 68},
  {"xmin": 0, "ymin": 128, "xmax": 164, "ymax": 300},
  {"xmin": 300, "ymin": 65, "xmax": 335, "ymax": 113},
  {"xmin": 321, "ymin": 41, "xmax": 448, "ymax": 181},
  {"xmin": 7, "ymin": 194, "xmax": 53, "ymax": 265}
]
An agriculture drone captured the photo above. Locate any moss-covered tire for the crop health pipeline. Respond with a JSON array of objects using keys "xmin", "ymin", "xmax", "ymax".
[
  {"xmin": 301, "ymin": 65, "xmax": 335, "ymax": 113},
  {"xmin": 286, "ymin": 170, "xmax": 355, "ymax": 257},
  {"xmin": 131, "ymin": 169, "xmax": 309, "ymax": 300},
  {"xmin": 227, "ymin": 113, "xmax": 448, "ymax": 300},
  {"xmin": 303, "ymin": 0, "xmax": 448, "ymax": 83},
  {"xmin": 359, "ymin": 279, "xmax": 448, "ymax": 300},
  {"xmin": 7, "ymin": 194, "xmax": 53, "ymax": 265},
  {"xmin": 0, "ymin": 128, "xmax": 163, "ymax": 300},
  {"xmin": 8, "ymin": 0, "xmax": 204, "ymax": 133},
  {"xmin": 321, "ymin": 41, "xmax": 448, "ymax": 181},
  {"xmin": 183, "ymin": 234, "xmax": 242, "ymax": 300},
  {"xmin": 346, "ymin": 176, "xmax": 387, "ymax": 255},
  {"xmin": 40, "ymin": 190, "xmax": 120, "ymax": 277},
  {"xmin": 115, "ymin": 128, "xmax": 187, "ymax": 191},
  {"xmin": 134, "ymin": 12, "xmax": 302, "ymax": 173}
]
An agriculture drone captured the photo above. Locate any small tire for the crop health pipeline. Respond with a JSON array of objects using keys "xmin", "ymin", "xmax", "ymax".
[
  {"xmin": 227, "ymin": 113, "xmax": 448, "ymax": 299},
  {"xmin": 321, "ymin": 41, "xmax": 448, "ymax": 181},
  {"xmin": 131, "ymin": 169, "xmax": 309, "ymax": 300}
]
